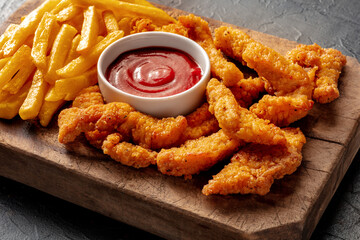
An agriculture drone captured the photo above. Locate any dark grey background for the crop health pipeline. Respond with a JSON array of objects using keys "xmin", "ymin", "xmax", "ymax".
[{"xmin": 1, "ymin": 0, "xmax": 360, "ymax": 239}]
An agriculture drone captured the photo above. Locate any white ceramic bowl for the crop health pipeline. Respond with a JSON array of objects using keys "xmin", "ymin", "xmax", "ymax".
[{"xmin": 97, "ymin": 32, "xmax": 210, "ymax": 118}]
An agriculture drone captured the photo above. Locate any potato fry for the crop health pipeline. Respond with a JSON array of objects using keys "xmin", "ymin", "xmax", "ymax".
[
  {"xmin": 102, "ymin": 10, "xmax": 119, "ymax": 33},
  {"xmin": 76, "ymin": 6, "xmax": 99, "ymax": 54},
  {"xmin": 0, "ymin": 57, "xmax": 10, "ymax": 69},
  {"xmin": 19, "ymin": 69, "xmax": 49, "ymax": 120},
  {"xmin": 0, "ymin": 45, "xmax": 32, "ymax": 90},
  {"xmin": 56, "ymin": 4, "xmax": 83, "ymax": 22},
  {"xmin": 50, "ymin": 0, "xmax": 71, "ymax": 14},
  {"xmin": 57, "ymin": 30, "xmax": 124, "ymax": 78},
  {"xmin": 0, "ymin": 24, "xmax": 18, "ymax": 56},
  {"xmin": 120, "ymin": 0, "xmax": 154, "ymax": 7},
  {"xmin": 71, "ymin": 0, "xmax": 176, "ymax": 26},
  {"xmin": 1, "ymin": 0, "xmax": 59, "ymax": 57},
  {"xmin": 38, "ymin": 99, "xmax": 65, "ymax": 127},
  {"xmin": 0, "ymin": 80, "xmax": 31, "ymax": 119},
  {"xmin": 65, "ymin": 34, "xmax": 81, "ymax": 64},
  {"xmin": 2, "ymin": 61, "xmax": 35, "ymax": 94},
  {"xmin": 45, "ymin": 67, "xmax": 97, "ymax": 101},
  {"xmin": 31, "ymin": 12, "xmax": 57, "ymax": 70},
  {"xmin": 46, "ymin": 24, "xmax": 78, "ymax": 84},
  {"xmin": 63, "ymin": 12, "xmax": 84, "ymax": 32}
]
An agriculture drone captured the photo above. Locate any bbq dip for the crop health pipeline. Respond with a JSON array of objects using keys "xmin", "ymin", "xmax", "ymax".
[{"xmin": 106, "ymin": 47, "xmax": 203, "ymax": 98}]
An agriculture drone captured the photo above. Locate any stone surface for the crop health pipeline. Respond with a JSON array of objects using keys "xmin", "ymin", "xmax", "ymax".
[{"xmin": 0, "ymin": 0, "xmax": 359, "ymax": 239}]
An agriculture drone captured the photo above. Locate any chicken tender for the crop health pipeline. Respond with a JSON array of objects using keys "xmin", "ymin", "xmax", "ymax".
[
  {"xmin": 229, "ymin": 77, "xmax": 265, "ymax": 108},
  {"xmin": 250, "ymin": 95, "xmax": 314, "ymax": 127},
  {"xmin": 102, "ymin": 133, "xmax": 157, "ymax": 168},
  {"xmin": 202, "ymin": 127, "xmax": 306, "ymax": 195},
  {"xmin": 157, "ymin": 130, "xmax": 242, "ymax": 179},
  {"xmin": 179, "ymin": 14, "xmax": 243, "ymax": 87},
  {"xmin": 72, "ymin": 85, "xmax": 104, "ymax": 108},
  {"xmin": 206, "ymin": 78, "xmax": 286, "ymax": 145},
  {"xmin": 117, "ymin": 111, "xmax": 187, "ymax": 150},
  {"xmin": 287, "ymin": 43, "xmax": 347, "ymax": 103},
  {"xmin": 58, "ymin": 102, "xmax": 134, "ymax": 144},
  {"xmin": 181, "ymin": 103, "xmax": 219, "ymax": 142}
]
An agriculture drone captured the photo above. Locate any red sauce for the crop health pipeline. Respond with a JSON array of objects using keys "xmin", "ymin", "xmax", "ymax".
[{"xmin": 106, "ymin": 47, "xmax": 202, "ymax": 97}]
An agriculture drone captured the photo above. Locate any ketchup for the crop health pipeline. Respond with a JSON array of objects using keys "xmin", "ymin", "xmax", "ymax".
[{"xmin": 106, "ymin": 47, "xmax": 203, "ymax": 97}]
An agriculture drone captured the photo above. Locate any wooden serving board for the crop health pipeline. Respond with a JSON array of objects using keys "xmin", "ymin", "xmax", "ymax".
[{"xmin": 1, "ymin": 1, "xmax": 360, "ymax": 239}]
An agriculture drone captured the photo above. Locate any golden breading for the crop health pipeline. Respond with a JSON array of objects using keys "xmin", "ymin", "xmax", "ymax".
[
  {"xmin": 229, "ymin": 77, "xmax": 265, "ymax": 108},
  {"xmin": 72, "ymin": 85, "xmax": 104, "ymax": 108},
  {"xmin": 178, "ymin": 14, "xmax": 243, "ymax": 87},
  {"xmin": 202, "ymin": 128, "xmax": 306, "ymax": 195},
  {"xmin": 286, "ymin": 43, "xmax": 347, "ymax": 103},
  {"xmin": 102, "ymin": 133, "xmax": 157, "ymax": 168},
  {"xmin": 250, "ymin": 95, "xmax": 314, "ymax": 127},
  {"xmin": 58, "ymin": 102, "xmax": 134, "ymax": 143},
  {"xmin": 117, "ymin": 111, "xmax": 187, "ymax": 150},
  {"xmin": 206, "ymin": 78, "xmax": 287, "ymax": 145},
  {"xmin": 214, "ymin": 26, "xmax": 314, "ymax": 98},
  {"xmin": 157, "ymin": 130, "xmax": 242, "ymax": 179},
  {"xmin": 180, "ymin": 103, "xmax": 219, "ymax": 142}
]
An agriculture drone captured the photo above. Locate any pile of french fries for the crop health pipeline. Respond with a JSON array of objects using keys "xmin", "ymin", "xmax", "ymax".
[{"xmin": 0, "ymin": 0, "xmax": 175, "ymax": 126}]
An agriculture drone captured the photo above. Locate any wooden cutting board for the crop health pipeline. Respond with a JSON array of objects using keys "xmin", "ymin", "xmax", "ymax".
[{"xmin": 1, "ymin": 1, "xmax": 360, "ymax": 239}]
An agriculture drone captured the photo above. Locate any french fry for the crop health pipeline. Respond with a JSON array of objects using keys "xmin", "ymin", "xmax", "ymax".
[
  {"xmin": 57, "ymin": 30, "xmax": 124, "ymax": 78},
  {"xmin": 45, "ymin": 67, "xmax": 97, "ymax": 101},
  {"xmin": 65, "ymin": 34, "xmax": 81, "ymax": 64},
  {"xmin": 2, "ymin": 61, "xmax": 35, "ymax": 94},
  {"xmin": 0, "ymin": 45, "xmax": 32, "ymax": 90},
  {"xmin": 63, "ymin": 12, "xmax": 84, "ymax": 32},
  {"xmin": 0, "ymin": 80, "xmax": 31, "ymax": 119},
  {"xmin": 76, "ymin": 6, "xmax": 99, "ymax": 54},
  {"xmin": 102, "ymin": 10, "xmax": 119, "ymax": 33},
  {"xmin": 0, "ymin": 57, "xmax": 10, "ymax": 69},
  {"xmin": 71, "ymin": 0, "xmax": 176, "ymax": 26},
  {"xmin": 56, "ymin": 4, "xmax": 83, "ymax": 22},
  {"xmin": 38, "ymin": 99, "xmax": 65, "ymax": 127},
  {"xmin": 31, "ymin": 12, "xmax": 57, "ymax": 70},
  {"xmin": 120, "ymin": 0, "xmax": 154, "ymax": 7},
  {"xmin": 1, "ymin": 0, "xmax": 60, "ymax": 57},
  {"xmin": 19, "ymin": 69, "xmax": 49, "ymax": 120},
  {"xmin": 50, "ymin": 0, "xmax": 71, "ymax": 14},
  {"xmin": 0, "ymin": 24, "xmax": 18, "ymax": 56},
  {"xmin": 46, "ymin": 24, "xmax": 78, "ymax": 84}
]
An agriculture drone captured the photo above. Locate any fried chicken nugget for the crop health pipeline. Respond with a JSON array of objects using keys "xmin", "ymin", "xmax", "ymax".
[
  {"xmin": 102, "ymin": 133, "xmax": 157, "ymax": 168},
  {"xmin": 72, "ymin": 85, "xmax": 104, "ymax": 108},
  {"xmin": 178, "ymin": 14, "xmax": 243, "ymax": 87},
  {"xmin": 117, "ymin": 111, "xmax": 187, "ymax": 150},
  {"xmin": 157, "ymin": 130, "xmax": 242, "ymax": 179},
  {"xmin": 286, "ymin": 43, "xmax": 347, "ymax": 103},
  {"xmin": 130, "ymin": 18, "xmax": 189, "ymax": 37},
  {"xmin": 206, "ymin": 78, "xmax": 287, "ymax": 145},
  {"xmin": 202, "ymin": 127, "xmax": 306, "ymax": 195}
]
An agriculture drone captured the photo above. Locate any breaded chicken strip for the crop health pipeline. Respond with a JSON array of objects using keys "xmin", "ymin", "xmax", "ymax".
[
  {"xmin": 157, "ymin": 130, "xmax": 242, "ymax": 179},
  {"xmin": 180, "ymin": 103, "xmax": 219, "ymax": 142},
  {"xmin": 178, "ymin": 14, "xmax": 243, "ymax": 87},
  {"xmin": 102, "ymin": 133, "xmax": 157, "ymax": 168},
  {"xmin": 72, "ymin": 85, "xmax": 104, "ymax": 108},
  {"xmin": 214, "ymin": 26, "xmax": 313, "ymax": 98},
  {"xmin": 229, "ymin": 77, "xmax": 265, "ymax": 108},
  {"xmin": 118, "ymin": 111, "xmax": 187, "ymax": 150},
  {"xmin": 202, "ymin": 127, "xmax": 306, "ymax": 195},
  {"xmin": 214, "ymin": 26, "xmax": 314, "ymax": 126},
  {"xmin": 206, "ymin": 78, "xmax": 286, "ymax": 145},
  {"xmin": 250, "ymin": 95, "xmax": 313, "ymax": 127},
  {"xmin": 286, "ymin": 43, "xmax": 347, "ymax": 103},
  {"xmin": 58, "ymin": 102, "xmax": 134, "ymax": 144}
]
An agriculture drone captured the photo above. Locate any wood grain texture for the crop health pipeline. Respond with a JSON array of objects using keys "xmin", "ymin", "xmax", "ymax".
[{"xmin": 0, "ymin": 1, "xmax": 360, "ymax": 239}]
